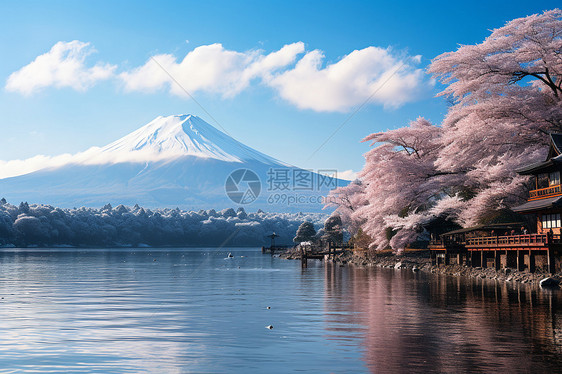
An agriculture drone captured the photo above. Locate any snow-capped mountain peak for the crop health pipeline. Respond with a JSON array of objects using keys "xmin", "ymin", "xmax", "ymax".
[
  {"xmin": 99, "ymin": 114, "xmax": 284, "ymax": 165},
  {"xmin": 0, "ymin": 114, "xmax": 347, "ymax": 211}
]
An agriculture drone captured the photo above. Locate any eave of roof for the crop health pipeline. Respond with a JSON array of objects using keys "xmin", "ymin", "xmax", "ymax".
[
  {"xmin": 512, "ymin": 195, "xmax": 562, "ymax": 213},
  {"xmin": 550, "ymin": 133, "xmax": 562, "ymax": 155},
  {"xmin": 515, "ymin": 159, "xmax": 556, "ymax": 175},
  {"xmin": 516, "ymin": 133, "xmax": 562, "ymax": 175},
  {"xmin": 441, "ymin": 222, "xmax": 525, "ymax": 236}
]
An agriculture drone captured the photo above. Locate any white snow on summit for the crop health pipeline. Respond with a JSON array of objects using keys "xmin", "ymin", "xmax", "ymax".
[
  {"xmin": 100, "ymin": 114, "xmax": 285, "ymax": 164},
  {"xmin": 0, "ymin": 115, "xmax": 286, "ymax": 178}
]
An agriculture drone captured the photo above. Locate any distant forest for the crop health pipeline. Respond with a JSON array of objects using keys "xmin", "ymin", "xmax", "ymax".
[{"xmin": 0, "ymin": 199, "xmax": 326, "ymax": 248}]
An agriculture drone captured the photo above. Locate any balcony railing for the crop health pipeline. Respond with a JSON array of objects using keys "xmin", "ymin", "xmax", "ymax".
[
  {"xmin": 529, "ymin": 184, "xmax": 562, "ymax": 200},
  {"xmin": 466, "ymin": 234, "xmax": 561, "ymax": 248}
]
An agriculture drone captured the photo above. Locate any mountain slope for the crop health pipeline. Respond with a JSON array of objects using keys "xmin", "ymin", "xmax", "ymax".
[
  {"xmin": 99, "ymin": 114, "xmax": 287, "ymax": 165},
  {"xmin": 0, "ymin": 115, "xmax": 346, "ymax": 212}
]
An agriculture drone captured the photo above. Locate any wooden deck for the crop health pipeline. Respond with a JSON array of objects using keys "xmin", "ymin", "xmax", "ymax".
[{"xmin": 466, "ymin": 234, "xmax": 560, "ymax": 250}]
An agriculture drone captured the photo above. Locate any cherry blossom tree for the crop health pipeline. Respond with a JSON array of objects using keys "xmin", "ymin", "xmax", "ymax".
[
  {"xmin": 428, "ymin": 8, "xmax": 561, "ymax": 226},
  {"xmin": 328, "ymin": 9, "xmax": 562, "ymax": 251},
  {"xmin": 325, "ymin": 179, "xmax": 367, "ymax": 236},
  {"xmin": 356, "ymin": 118, "xmax": 450, "ymax": 250}
]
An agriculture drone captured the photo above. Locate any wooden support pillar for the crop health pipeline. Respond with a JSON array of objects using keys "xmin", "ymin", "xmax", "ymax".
[
  {"xmin": 457, "ymin": 253, "xmax": 461, "ymax": 266},
  {"xmin": 547, "ymin": 248, "xmax": 555, "ymax": 274},
  {"xmin": 495, "ymin": 250, "xmax": 500, "ymax": 271},
  {"xmin": 481, "ymin": 250, "xmax": 486, "ymax": 268},
  {"xmin": 445, "ymin": 251, "xmax": 450, "ymax": 265},
  {"xmin": 529, "ymin": 250, "xmax": 535, "ymax": 273},
  {"xmin": 517, "ymin": 250, "xmax": 521, "ymax": 271},
  {"xmin": 301, "ymin": 250, "xmax": 307, "ymax": 268}
]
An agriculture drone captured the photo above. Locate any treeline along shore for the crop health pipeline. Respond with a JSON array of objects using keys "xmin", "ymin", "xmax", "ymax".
[{"xmin": 0, "ymin": 199, "xmax": 325, "ymax": 248}]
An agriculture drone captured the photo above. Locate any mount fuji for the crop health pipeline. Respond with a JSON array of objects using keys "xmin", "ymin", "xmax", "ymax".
[{"xmin": 0, "ymin": 115, "xmax": 347, "ymax": 212}]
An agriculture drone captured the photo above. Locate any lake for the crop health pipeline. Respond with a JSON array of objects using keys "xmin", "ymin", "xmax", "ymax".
[{"xmin": 0, "ymin": 248, "xmax": 560, "ymax": 373}]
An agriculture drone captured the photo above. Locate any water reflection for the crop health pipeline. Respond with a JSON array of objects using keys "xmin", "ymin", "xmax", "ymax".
[
  {"xmin": 0, "ymin": 249, "xmax": 560, "ymax": 373},
  {"xmin": 322, "ymin": 263, "xmax": 562, "ymax": 372}
]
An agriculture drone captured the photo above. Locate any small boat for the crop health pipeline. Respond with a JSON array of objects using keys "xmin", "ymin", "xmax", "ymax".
[{"xmin": 227, "ymin": 252, "xmax": 234, "ymax": 258}]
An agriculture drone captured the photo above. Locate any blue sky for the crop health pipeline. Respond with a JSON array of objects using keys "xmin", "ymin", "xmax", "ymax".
[{"xmin": 0, "ymin": 0, "xmax": 559, "ymax": 179}]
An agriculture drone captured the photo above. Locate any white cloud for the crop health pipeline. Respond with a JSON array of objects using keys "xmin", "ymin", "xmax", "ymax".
[
  {"xmin": 6, "ymin": 41, "xmax": 428, "ymax": 112},
  {"xmin": 337, "ymin": 169, "xmax": 358, "ymax": 181},
  {"xmin": 0, "ymin": 153, "xmax": 76, "ymax": 179},
  {"xmin": 0, "ymin": 146, "xmax": 208, "ymax": 179},
  {"xmin": 266, "ymin": 47, "xmax": 426, "ymax": 111},
  {"xmin": 5, "ymin": 41, "xmax": 116, "ymax": 95},
  {"xmin": 119, "ymin": 42, "xmax": 305, "ymax": 98}
]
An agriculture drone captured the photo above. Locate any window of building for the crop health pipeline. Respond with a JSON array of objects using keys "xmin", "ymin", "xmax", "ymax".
[
  {"xmin": 538, "ymin": 173, "xmax": 549, "ymax": 189},
  {"xmin": 549, "ymin": 171, "xmax": 561, "ymax": 186},
  {"xmin": 541, "ymin": 213, "xmax": 561, "ymax": 229}
]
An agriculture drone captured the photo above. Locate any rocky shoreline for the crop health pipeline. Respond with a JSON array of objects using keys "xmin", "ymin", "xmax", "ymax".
[{"xmin": 281, "ymin": 249, "xmax": 562, "ymax": 287}]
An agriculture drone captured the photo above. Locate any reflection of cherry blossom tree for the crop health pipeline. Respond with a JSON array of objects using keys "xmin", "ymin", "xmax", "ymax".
[{"xmin": 328, "ymin": 9, "xmax": 562, "ymax": 251}]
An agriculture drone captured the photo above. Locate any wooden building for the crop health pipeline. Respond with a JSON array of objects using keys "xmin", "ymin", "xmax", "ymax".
[
  {"xmin": 429, "ymin": 223, "xmax": 525, "ymax": 267},
  {"xmin": 430, "ymin": 134, "xmax": 562, "ymax": 273}
]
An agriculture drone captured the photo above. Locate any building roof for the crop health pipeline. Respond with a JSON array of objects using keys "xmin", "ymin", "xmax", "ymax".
[
  {"xmin": 516, "ymin": 133, "xmax": 562, "ymax": 175},
  {"xmin": 515, "ymin": 159, "xmax": 559, "ymax": 175},
  {"xmin": 442, "ymin": 222, "xmax": 525, "ymax": 236},
  {"xmin": 549, "ymin": 133, "xmax": 562, "ymax": 157},
  {"xmin": 512, "ymin": 195, "xmax": 562, "ymax": 213}
]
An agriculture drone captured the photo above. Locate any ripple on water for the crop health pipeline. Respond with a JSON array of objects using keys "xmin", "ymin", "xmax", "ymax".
[{"xmin": 0, "ymin": 248, "xmax": 560, "ymax": 373}]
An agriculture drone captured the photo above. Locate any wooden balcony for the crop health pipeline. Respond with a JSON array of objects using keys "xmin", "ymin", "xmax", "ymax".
[
  {"xmin": 529, "ymin": 184, "xmax": 562, "ymax": 200},
  {"xmin": 466, "ymin": 234, "xmax": 560, "ymax": 250}
]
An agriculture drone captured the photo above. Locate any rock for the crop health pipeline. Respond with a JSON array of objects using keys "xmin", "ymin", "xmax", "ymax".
[
  {"xmin": 266, "ymin": 306, "xmax": 271, "ymax": 309},
  {"xmin": 266, "ymin": 325, "xmax": 273, "ymax": 329},
  {"xmin": 394, "ymin": 262, "xmax": 403, "ymax": 269},
  {"xmin": 412, "ymin": 267, "xmax": 420, "ymax": 272},
  {"xmin": 540, "ymin": 277, "xmax": 561, "ymax": 289}
]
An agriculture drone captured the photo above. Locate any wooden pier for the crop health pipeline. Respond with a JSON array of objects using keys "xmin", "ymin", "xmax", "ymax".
[
  {"xmin": 261, "ymin": 245, "xmax": 292, "ymax": 255},
  {"xmin": 261, "ymin": 242, "xmax": 351, "ymax": 267},
  {"xmin": 299, "ymin": 243, "xmax": 349, "ymax": 267}
]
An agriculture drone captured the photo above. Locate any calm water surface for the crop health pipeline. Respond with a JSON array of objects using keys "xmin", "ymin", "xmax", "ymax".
[{"xmin": 0, "ymin": 248, "xmax": 561, "ymax": 373}]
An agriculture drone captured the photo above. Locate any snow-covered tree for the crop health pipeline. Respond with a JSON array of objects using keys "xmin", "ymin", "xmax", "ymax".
[
  {"xmin": 322, "ymin": 214, "xmax": 343, "ymax": 245},
  {"xmin": 0, "ymin": 200, "xmax": 328, "ymax": 248},
  {"xmin": 293, "ymin": 221, "xmax": 317, "ymax": 243}
]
